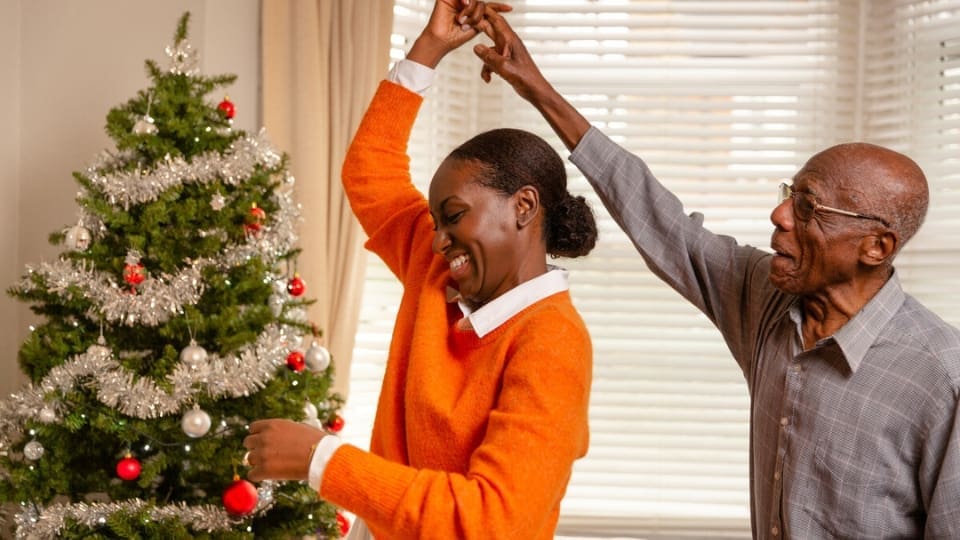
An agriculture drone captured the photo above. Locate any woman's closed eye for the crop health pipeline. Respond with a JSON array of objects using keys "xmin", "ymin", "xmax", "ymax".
[
  {"xmin": 443, "ymin": 211, "xmax": 466, "ymax": 225},
  {"xmin": 430, "ymin": 210, "xmax": 465, "ymax": 231}
]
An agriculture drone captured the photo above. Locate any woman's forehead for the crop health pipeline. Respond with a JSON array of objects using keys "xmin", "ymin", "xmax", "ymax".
[{"xmin": 429, "ymin": 163, "xmax": 489, "ymax": 205}]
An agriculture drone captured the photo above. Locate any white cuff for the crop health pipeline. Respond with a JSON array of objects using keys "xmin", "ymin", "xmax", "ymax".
[
  {"xmin": 307, "ymin": 435, "xmax": 343, "ymax": 492},
  {"xmin": 387, "ymin": 59, "xmax": 436, "ymax": 95}
]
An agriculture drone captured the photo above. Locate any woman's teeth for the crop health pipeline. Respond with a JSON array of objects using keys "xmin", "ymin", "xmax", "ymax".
[{"xmin": 450, "ymin": 254, "xmax": 468, "ymax": 271}]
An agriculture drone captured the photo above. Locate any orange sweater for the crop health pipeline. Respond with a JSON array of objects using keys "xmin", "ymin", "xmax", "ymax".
[{"xmin": 321, "ymin": 81, "xmax": 592, "ymax": 540}]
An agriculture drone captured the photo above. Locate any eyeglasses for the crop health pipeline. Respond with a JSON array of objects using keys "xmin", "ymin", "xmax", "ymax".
[{"xmin": 778, "ymin": 183, "xmax": 889, "ymax": 227}]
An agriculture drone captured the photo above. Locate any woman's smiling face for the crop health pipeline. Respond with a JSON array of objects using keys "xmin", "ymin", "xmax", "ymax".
[{"xmin": 428, "ymin": 158, "xmax": 523, "ymax": 308}]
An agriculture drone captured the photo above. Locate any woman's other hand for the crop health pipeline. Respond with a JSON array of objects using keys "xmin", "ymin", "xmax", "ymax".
[{"xmin": 243, "ymin": 418, "xmax": 325, "ymax": 482}]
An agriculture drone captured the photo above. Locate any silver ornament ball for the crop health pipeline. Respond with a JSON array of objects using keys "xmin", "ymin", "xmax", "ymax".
[
  {"xmin": 182, "ymin": 407, "xmax": 212, "ymax": 438},
  {"xmin": 132, "ymin": 115, "xmax": 158, "ymax": 135},
  {"xmin": 303, "ymin": 401, "xmax": 318, "ymax": 420},
  {"xmin": 64, "ymin": 225, "xmax": 92, "ymax": 251},
  {"xmin": 38, "ymin": 406, "xmax": 56, "ymax": 423},
  {"xmin": 180, "ymin": 341, "xmax": 208, "ymax": 367},
  {"xmin": 23, "ymin": 440, "xmax": 44, "ymax": 461},
  {"xmin": 305, "ymin": 343, "xmax": 331, "ymax": 372}
]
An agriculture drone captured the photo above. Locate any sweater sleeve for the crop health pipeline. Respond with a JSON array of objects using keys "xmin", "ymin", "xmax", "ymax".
[
  {"xmin": 320, "ymin": 306, "xmax": 591, "ymax": 540},
  {"xmin": 341, "ymin": 80, "xmax": 435, "ymax": 281}
]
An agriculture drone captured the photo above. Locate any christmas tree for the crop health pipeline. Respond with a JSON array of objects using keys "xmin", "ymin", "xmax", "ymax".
[{"xmin": 0, "ymin": 13, "xmax": 347, "ymax": 539}]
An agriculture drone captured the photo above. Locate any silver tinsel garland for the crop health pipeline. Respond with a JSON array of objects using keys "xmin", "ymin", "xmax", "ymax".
[
  {"xmin": 17, "ymin": 260, "xmax": 203, "ymax": 327},
  {"xmin": 86, "ymin": 131, "xmax": 282, "ymax": 208},
  {"xmin": 0, "ymin": 323, "xmax": 301, "ymax": 440},
  {"xmin": 14, "ymin": 484, "xmax": 278, "ymax": 539},
  {"xmin": 14, "ymin": 187, "xmax": 300, "ymax": 328}
]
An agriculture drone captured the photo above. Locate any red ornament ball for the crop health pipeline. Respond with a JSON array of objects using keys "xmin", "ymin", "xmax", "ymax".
[
  {"xmin": 222, "ymin": 476, "xmax": 258, "ymax": 516},
  {"xmin": 217, "ymin": 97, "xmax": 236, "ymax": 119},
  {"xmin": 249, "ymin": 203, "xmax": 266, "ymax": 222},
  {"xmin": 336, "ymin": 511, "xmax": 350, "ymax": 537},
  {"xmin": 326, "ymin": 414, "xmax": 345, "ymax": 433},
  {"xmin": 116, "ymin": 455, "xmax": 141, "ymax": 481},
  {"xmin": 123, "ymin": 263, "xmax": 146, "ymax": 286},
  {"xmin": 286, "ymin": 350, "xmax": 306, "ymax": 372},
  {"xmin": 287, "ymin": 275, "xmax": 306, "ymax": 297},
  {"xmin": 244, "ymin": 204, "xmax": 267, "ymax": 235}
]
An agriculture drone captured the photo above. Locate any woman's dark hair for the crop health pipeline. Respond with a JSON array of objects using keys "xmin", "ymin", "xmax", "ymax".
[{"xmin": 447, "ymin": 128, "xmax": 598, "ymax": 258}]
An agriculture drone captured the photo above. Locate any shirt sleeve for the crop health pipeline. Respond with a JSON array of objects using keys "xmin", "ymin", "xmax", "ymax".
[
  {"xmin": 569, "ymin": 127, "xmax": 775, "ymax": 377},
  {"xmin": 387, "ymin": 59, "xmax": 436, "ymax": 95},
  {"xmin": 308, "ymin": 434, "xmax": 343, "ymax": 492},
  {"xmin": 922, "ymin": 393, "xmax": 960, "ymax": 538}
]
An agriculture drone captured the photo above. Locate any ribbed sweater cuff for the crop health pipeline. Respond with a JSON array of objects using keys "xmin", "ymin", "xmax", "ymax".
[{"xmin": 319, "ymin": 444, "xmax": 416, "ymax": 525}]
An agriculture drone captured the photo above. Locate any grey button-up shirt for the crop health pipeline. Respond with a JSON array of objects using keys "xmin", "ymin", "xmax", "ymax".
[{"xmin": 571, "ymin": 127, "xmax": 960, "ymax": 538}]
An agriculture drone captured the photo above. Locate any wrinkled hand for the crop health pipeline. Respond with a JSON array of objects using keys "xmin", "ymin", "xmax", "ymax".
[
  {"xmin": 472, "ymin": 6, "xmax": 549, "ymax": 103},
  {"xmin": 408, "ymin": 1, "xmax": 512, "ymax": 68},
  {"xmin": 243, "ymin": 419, "xmax": 324, "ymax": 483}
]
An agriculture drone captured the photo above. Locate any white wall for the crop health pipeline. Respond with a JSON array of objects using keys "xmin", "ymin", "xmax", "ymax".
[
  {"xmin": 1, "ymin": 0, "xmax": 261, "ymax": 396},
  {"xmin": 0, "ymin": 0, "xmax": 24, "ymax": 398}
]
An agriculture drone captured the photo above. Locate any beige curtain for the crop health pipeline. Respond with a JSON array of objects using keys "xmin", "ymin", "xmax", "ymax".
[{"xmin": 261, "ymin": 0, "xmax": 394, "ymax": 399}]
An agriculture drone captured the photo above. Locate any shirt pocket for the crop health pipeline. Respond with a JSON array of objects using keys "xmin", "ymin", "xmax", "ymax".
[{"xmin": 804, "ymin": 435, "xmax": 892, "ymax": 537}]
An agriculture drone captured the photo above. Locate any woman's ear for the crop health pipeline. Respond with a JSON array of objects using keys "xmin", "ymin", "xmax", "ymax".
[
  {"xmin": 515, "ymin": 186, "xmax": 540, "ymax": 228},
  {"xmin": 860, "ymin": 230, "xmax": 898, "ymax": 267}
]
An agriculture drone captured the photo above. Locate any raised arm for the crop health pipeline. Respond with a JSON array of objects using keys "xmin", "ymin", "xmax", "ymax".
[
  {"xmin": 407, "ymin": 0, "xmax": 512, "ymax": 68},
  {"xmin": 472, "ymin": 8, "xmax": 590, "ymax": 151}
]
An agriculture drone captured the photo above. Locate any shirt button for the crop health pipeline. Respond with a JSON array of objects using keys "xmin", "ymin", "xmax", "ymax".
[
  {"xmin": 774, "ymin": 471, "xmax": 780, "ymax": 480},
  {"xmin": 771, "ymin": 526, "xmax": 780, "ymax": 536},
  {"xmin": 780, "ymin": 417, "xmax": 789, "ymax": 426},
  {"xmin": 793, "ymin": 364, "xmax": 802, "ymax": 372}
]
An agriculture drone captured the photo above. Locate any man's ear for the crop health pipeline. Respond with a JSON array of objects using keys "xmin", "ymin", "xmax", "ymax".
[
  {"xmin": 515, "ymin": 185, "xmax": 540, "ymax": 228},
  {"xmin": 860, "ymin": 230, "xmax": 898, "ymax": 267}
]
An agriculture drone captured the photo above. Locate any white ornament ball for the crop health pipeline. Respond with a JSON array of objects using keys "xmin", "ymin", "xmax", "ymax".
[
  {"xmin": 305, "ymin": 343, "xmax": 331, "ymax": 372},
  {"xmin": 132, "ymin": 115, "xmax": 158, "ymax": 135},
  {"xmin": 23, "ymin": 440, "xmax": 44, "ymax": 461},
  {"xmin": 38, "ymin": 406, "xmax": 56, "ymax": 423},
  {"xmin": 64, "ymin": 225, "xmax": 92, "ymax": 251},
  {"xmin": 181, "ymin": 407, "xmax": 212, "ymax": 438},
  {"xmin": 180, "ymin": 341, "xmax": 208, "ymax": 367},
  {"xmin": 303, "ymin": 402, "xmax": 318, "ymax": 420},
  {"xmin": 86, "ymin": 339, "xmax": 111, "ymax": 358},
  {"xmin": 210, "ymin": 192, "xmax": 226, "ymax": 212}
]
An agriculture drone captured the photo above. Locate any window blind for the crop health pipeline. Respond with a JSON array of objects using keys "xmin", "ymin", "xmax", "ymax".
[
  {"xmin": 342, "ymin": 1, "xmax": 960, "ymax": 538},
  {"xmin": 861, "ymin": 0, "xmax": 960, "ymax": 323}
]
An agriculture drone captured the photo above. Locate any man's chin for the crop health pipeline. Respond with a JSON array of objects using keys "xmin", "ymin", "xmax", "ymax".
[
  {"xmin": 768, "ymin": 259, "xmax": 795, "ymax": 291},
  {"xmin": 768, "ymin": 271, "xmax": 800, "ymax": 295}
]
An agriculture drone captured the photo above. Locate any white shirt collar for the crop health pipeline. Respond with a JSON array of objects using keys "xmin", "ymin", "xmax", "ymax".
[{"xmin": 448, "ymin": 266, "xmax": 570, "ymax": 338}]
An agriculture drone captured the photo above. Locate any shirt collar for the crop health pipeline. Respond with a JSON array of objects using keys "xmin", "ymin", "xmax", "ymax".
[
  {"xmin": 788, "ymin": 271, "xmax": 905, "ymax": 373},
  {"xmin": 447, "ymin": 266, "xmax": 570, "ymax": 338}
]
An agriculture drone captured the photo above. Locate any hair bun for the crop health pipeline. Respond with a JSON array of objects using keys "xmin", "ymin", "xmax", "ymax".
[{"xmin": 547, "ymin": 193, "xmax": 597, "ymax": 258}]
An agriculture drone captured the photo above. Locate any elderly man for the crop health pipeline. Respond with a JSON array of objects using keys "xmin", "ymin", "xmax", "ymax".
[{"xmin": 471, "ymin": 6, "xmax": 960, "ymax": 539}]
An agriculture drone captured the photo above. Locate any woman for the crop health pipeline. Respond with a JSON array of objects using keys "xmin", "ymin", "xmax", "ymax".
[{"xmin": 244, "ymin": 2, "xmax": 597, "ymax": 538}]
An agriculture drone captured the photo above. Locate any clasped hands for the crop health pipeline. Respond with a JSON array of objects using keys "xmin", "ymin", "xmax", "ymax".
[{"xmin": 410, "ymin": 0, "xmax": 547, "ymax": 103}]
